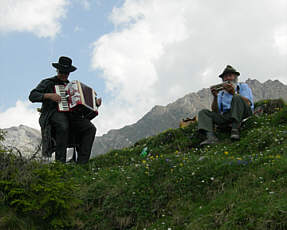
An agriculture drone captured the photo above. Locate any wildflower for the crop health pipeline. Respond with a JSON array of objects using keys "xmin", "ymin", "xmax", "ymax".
[
  {"xmin": 276, "ymin": 155, "xmax": 281, "ymax": 159},
  {"xmin": 210, "ymin": 177, "xmax": 214, "ymax": 181},
  {"xmin": 224, "ymin": 151, "xmax": 229, "ymax": 155},
  {"xmin": 142, "ymin": 160, "xmax": 146, "ymax": 164}
]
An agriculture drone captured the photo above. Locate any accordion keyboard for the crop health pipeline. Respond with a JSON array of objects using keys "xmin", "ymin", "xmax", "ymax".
[{"xmin": 55, "ymin": 85, "xmax": 69, "ymax": 111}]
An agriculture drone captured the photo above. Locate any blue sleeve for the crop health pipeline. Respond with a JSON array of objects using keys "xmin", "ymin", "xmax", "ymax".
[{"xmin": 239, "ymin": 84, "xmax": 254, "ymax": 110}]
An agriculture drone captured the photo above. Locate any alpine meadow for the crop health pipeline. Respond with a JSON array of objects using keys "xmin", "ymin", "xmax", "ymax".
[{"xmin": 0, "ymin": 99, "xmax": 287, "ymax": 230}]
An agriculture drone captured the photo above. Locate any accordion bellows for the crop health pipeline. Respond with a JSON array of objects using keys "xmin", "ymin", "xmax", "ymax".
[{"xmin": 55, "ymin": 80, "xmax": 98, "ymax": 120}]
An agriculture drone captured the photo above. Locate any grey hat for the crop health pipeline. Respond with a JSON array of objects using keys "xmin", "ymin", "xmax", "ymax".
[{"xmin": 219, "ymin": 65, "xmax": 240, "ymax": 78}]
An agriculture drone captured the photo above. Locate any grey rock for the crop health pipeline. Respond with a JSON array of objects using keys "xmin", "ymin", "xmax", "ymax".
[{"xmin": 1, "ymin": 125, "xmax": 41, "ymax": 158}]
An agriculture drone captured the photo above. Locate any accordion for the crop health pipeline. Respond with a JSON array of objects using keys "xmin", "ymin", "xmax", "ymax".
[
  {"xmin": 55, "ymin": 80, "xmax": 99, "ymax": 120},
  {"xmin": 210, "ymin": 81, "xmax": 235, "ymax": 92}
]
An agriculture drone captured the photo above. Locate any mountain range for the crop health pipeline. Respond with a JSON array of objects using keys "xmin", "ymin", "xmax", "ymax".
[
  {"xmin": 1, "ymin": 124, "xmax": 41, "ymax": 158},
  {"xmin": 2, "ymin": 79, "xmax": 287, "ymax": 157},
  {"xmin": 91, "ymin": 79, "xmax": 287, "ymax": 156}
]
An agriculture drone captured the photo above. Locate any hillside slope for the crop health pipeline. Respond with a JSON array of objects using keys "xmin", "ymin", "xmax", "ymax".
[
  {"xmin": 92, "ymin": 79, "xmax": 287, "ymax": 156},
  {"xmin": 0, "ymin": 99, "xmax": 287, "ymax": 230}
]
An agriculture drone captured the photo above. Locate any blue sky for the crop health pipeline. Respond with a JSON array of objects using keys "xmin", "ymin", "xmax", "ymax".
[
  {"xmin": 0, "ymin": 0, "xmax": 123, "ymax": 108},
  {"xmin": 0, "ymin": 0, "xmax": 286, "ymax": 136}
]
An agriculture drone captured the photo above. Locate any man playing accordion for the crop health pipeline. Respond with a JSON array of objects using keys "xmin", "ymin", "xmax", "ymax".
[
  {"xmin": 29, "ymin": 56, "xmax": 102, "ymax": 163},
  {"xmin": 198, "ymin": 65, "xmax": 254, "ymax": 145}
]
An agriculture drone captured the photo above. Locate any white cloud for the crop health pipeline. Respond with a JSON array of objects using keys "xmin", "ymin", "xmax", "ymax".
[
  {"xmin": 74, "ymin": 0, "xmax": 91, "ymax": 10},
  {"xmin": 274, "ymin": 25, "xmax": 287, "ymax": 55},
  {"xmin": 0, "ymin": 0, "xmax": 68, "ymax": 38},
  {"xmin": 90, "ymin": 0, "xmax": 287, "ymax": 135},
  {"xmin": 0, "ymin": 101, "xmax": 40, "ymax": 130}
]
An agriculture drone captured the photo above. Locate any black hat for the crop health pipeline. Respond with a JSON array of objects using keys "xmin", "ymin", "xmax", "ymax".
[
  {"xmin": 219, "ymin": 65, "xmax": 240, "ymax": 78},
  {"xmin": 52, "ymin": 56, "xmax": 77, "ymax": 73}
]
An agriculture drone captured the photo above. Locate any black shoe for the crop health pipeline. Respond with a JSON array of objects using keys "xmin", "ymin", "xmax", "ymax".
[
  {"xmin": 200, "ymin": 132, "xmax": 219, "ymax": 146},
  {"xmin": 230, "ymin": 129, "xmax": 240, "ymax": 140}
]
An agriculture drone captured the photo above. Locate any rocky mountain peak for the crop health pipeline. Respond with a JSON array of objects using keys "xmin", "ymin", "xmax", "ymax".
[
  {"xmin": 91, "ymin": 78, "xmax": 287, "ymax": 156},
  {"xmin": 1, "ymin": 125, "xmax": 41, "ymax": 158},
  {"xmin": 2, "ymin": 78, "xmax": 287, "ymax": 158}
]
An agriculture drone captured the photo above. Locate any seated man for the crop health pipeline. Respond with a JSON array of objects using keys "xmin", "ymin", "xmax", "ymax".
[
  {"xmin": 198, "ymin": 65, "xmax": 254, "ymax": 145},
  {"xmin": 29, "ymin": 56, "xmax": 101, "ymax": 163}
]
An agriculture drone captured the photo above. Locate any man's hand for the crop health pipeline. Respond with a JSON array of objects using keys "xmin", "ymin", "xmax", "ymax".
[
  {"xmin": 241, "ymin": 96, "xmax": 251, "ymax": 106},
  {"xmin": 96, "ymin": 97, "xmax": 102, "ymax": 107},
  {"xmin": 44, "ymin": 93, "xmax": 62, "ymax": 102},
  {"xmin": 211, "ymin": 88, "xmax": 218, "ymax": 97},
  {"xmin": 223, "ymin": 83, "xmax": 235, "ymax": 95}
]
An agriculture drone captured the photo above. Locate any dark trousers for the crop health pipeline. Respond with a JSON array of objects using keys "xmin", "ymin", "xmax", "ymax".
[
  {"xmin": 50, "ymin": 112, "xmax": 96, "ymax": 163},
  {"xmin": 198, "ymin": 95, "xmax": 252, "ymax": 132}
]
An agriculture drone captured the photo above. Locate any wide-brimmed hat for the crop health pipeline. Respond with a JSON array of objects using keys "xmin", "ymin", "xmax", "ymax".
[
  {"xmin": 52, "ymin": 56, "xmax": 77, "ymax": 73},
  {"xmin": 219, "ymin": 65, "xmax": 240, "ymax": 78}
]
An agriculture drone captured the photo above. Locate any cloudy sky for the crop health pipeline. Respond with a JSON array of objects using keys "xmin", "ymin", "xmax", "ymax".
[{"xmin": 0, "ymin": 0, "xmax": 286, "ymax": 135}]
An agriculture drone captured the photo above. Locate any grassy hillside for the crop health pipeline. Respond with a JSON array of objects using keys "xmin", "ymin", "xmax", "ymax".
[{"xmin": 0, "ymin": 99, "xmax": 287, "ymax": 230}]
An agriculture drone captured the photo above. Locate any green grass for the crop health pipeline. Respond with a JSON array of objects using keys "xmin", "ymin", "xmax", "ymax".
[{"xmin": 0, "ymin": 99, "xmax": 287, "ymax": 229}]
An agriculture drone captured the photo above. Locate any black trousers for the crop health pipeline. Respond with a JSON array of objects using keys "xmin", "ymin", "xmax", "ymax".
[
  {"xmin": 198, "ymin": 95, "xmax": 253, "ymax": 132},
  {"xmin": 50, "ymin": 112, "xmax": 96, "ymax": 163}
]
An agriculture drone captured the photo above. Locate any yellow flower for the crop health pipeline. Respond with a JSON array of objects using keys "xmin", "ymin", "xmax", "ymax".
[
  {"xmin": 224, "ymin": 151, "xmax": 229, "ymax": 155},
  {"xmin": 276, "ymin": 155, "xmax": 281, "ymax": 159},
  {"xmin": 142, "ymin": 160, "xmax": 146, "ymax": 164}
]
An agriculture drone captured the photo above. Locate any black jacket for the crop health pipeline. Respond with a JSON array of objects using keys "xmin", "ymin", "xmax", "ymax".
[{"xmin": 29, "ymin": 76, "xmax": 68, "ymax": 157}]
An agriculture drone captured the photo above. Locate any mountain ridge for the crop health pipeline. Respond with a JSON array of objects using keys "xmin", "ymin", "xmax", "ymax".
[
  {"xmin": 2, "ymin": 78, "xmax": 287, "ymax": 157},
  {"xmin": 91, "ymin": 78, "xmax": 287, "ymax": 156}
]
